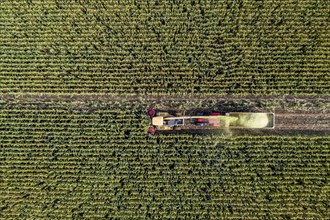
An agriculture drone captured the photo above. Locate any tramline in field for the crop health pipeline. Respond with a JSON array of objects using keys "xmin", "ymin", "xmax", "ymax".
[{"xmin": 147, "ymin": 108, "xmax": 275, "ymax": 134}]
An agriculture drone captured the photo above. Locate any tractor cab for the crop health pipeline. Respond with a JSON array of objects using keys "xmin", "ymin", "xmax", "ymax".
[{"xmin": 165, "ymin": 119, "xmax": 184, "ymax": 127}]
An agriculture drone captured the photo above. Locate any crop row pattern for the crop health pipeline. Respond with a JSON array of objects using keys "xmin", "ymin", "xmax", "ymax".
[
  {"xmin": 0, "ymin": 102, "xmax": 329, "ymax": 219},
  {"xmin": 0, "ymin": 0, "xmax": 329, "ymax": 95}
]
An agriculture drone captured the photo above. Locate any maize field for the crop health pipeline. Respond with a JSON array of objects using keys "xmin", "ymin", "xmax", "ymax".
[
  {"xmin": 0, "ymin": 0, "xmax": 329, "ymax": 219},
  {"xmin": 0, "ymin": 0, "xmax": 329, "ymax": 95},
  {"xmin": 0, "ymin": 101, "xmax": 329, "ymax": 219}
]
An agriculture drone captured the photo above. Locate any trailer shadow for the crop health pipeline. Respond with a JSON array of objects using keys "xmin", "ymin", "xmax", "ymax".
[
  {"xmin": 155, "ymin": 100, "xmax": 257, "ymax": 116},
  {"xmin": 153, "ymin": 99, "xmax": 259, "ymax": 115},
  {"xmin": 188, "ymin": 100, "xmax": 258, "ymax": 115}
]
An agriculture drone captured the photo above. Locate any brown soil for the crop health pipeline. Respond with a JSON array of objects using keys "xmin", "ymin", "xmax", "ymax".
[
  {"xmin": 235, "ymin": 114, "xmax": 329, "ymax": 135},
  {"xmin": 275, "ymin": 113, "xmax": 330, "ymax": 130}
]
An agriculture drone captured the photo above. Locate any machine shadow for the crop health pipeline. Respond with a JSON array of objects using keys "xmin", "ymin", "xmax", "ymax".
[{"xmin": 156, "ymin": 100, "xmax": 257, "ymax": 116}]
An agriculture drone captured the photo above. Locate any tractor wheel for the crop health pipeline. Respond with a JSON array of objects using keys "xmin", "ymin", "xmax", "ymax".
[
  {"xmin": 147, "ymin": 108, "xmax": 156, "ymax": 117},
  {"xmin": 148, "ymin": 126, "xmax": 156, "ymax": 134}
]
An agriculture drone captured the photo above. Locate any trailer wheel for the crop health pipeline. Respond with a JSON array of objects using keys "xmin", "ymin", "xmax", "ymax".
[
  {"xmin": 147, "ymin": 108, "xmax": 156, "ymax": 117},
  {"xmin": 148, "ymin": 126, "xmax": 156, "ymax": 134}
]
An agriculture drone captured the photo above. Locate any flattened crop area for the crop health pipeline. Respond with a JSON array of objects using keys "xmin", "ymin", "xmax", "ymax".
[
  {"xmin": 0, "ymin": 101, "xmax": 329, "ymax": 219},
  {"xmin": 0, "ymin": 0, "xmax": 329, "ymax": 95}
]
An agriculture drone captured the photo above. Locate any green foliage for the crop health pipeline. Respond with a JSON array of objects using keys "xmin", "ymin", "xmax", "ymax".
[
  {"xmin": 0, "ymin": 0, "xmax": 329, "ymax": 95},
  {"xmin": 0, "ymin": 102, "xmax": 329, "ymax": 219}
]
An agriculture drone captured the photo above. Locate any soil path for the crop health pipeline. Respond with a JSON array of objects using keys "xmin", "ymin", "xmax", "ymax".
[
  {"xmin": 266, "ymin": 113, "xmax": 330, "ymax": 136},
  {"xmin": 1, "ymin": 93, "xmax": 329, "ymax": 135},
  {"xmin": 275, "ymin": 113, "xmax": 330, "ymax": 130}
]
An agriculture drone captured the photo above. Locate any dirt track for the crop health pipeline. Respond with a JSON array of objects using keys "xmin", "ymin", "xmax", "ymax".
[
  {"xmin": 275, "ymin": 113, "xmax": 330, "ymax": 130},
  {"xmin": 1, "ymin": 93, "xmax": 329, "ymax": 136},
  {"xmin": 263, "ymin": 113, "xmax": 330, "ymax": 136},
  {"xmin": 259, "ymin": 113, "xmax": 329, "ymax": 136}
]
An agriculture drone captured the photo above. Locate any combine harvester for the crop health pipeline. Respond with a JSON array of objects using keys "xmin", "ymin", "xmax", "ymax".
[{"xmin": 147, "ymin": 108, "xmax": 275, "ymax": 134}]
